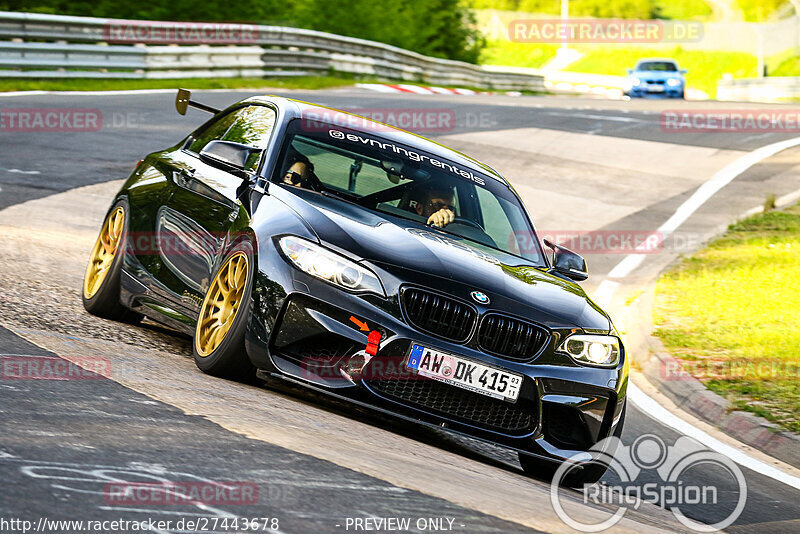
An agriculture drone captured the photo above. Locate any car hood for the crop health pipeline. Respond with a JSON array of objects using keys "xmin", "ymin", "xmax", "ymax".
[{"xmin": 273, "ymin": 187, "xmax": 611, "ymax": 331}]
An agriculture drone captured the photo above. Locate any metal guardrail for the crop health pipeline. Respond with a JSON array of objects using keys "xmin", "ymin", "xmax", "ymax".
[
  {"xmin": 717, "ymin": 77, "xmax": 800, "ymax": 103},
  {"xmin": 0, "ymin": 11, "xmax": 545, "ymax": 91}
]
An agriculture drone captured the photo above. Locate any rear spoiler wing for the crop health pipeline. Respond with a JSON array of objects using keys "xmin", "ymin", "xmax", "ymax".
[{"xmin": 175, "ymin": 88, "xmax": 220, "ymax": 115}]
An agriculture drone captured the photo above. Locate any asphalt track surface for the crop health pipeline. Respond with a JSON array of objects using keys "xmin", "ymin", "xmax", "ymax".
[{"xmin": 1, "ymin": 89, "xmax": 799, "ymax": 533}]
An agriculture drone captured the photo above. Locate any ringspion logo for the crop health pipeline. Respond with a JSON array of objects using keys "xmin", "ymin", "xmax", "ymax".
[{"xmin": 550, "ymin": 434, "xmax": 746, "ymax": 532}]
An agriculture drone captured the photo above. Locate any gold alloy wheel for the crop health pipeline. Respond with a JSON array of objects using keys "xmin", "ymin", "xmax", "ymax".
[
  {"xmin": 195, "ymin": 251, "xmax": 249, "ymax": 357},
  {"xmin": 83, "ymin": 207, "xmax": 125, "ymax": 299}
]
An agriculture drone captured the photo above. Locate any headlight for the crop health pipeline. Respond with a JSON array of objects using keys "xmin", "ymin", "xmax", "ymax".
[
  {"xmin": 666, "ymin": 78, "xmax": 682, "ymax": 87},
  {"xmin": 631, "ymin": 78, "xmax": 641, "ymax": 87},
  {"xmin": 558, "ymin": 334, "xmax": 620, "ymax": 367},
  {"xmin": 278, "ymin": 236, "xmax": 385, "ymax": 296}
]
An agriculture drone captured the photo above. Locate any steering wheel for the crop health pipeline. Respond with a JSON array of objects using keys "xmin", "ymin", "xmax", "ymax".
[
  {"xmin": 305, "ymin": 173, "xmax": 324, "ymax": 192},
  {"xmin": 448, "ymin": 217, "xmax": 484, "ymax": 231}
]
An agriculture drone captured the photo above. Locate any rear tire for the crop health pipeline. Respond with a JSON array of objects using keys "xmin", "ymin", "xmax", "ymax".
[
  {"xmin": 519, "ymin": 402, "xmax": 626, "ymax": 487},
  {"xmin": 82, "ymin": 201, "xmax": 143, "ymax": 324},
  {"xmin": 192, "ymin": 241, "xmax": 257, "ymax": 381}
]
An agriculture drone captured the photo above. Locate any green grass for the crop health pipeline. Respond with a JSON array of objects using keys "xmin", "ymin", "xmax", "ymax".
[
  {"xmin": 566, "ymin": 47, "xmax": 757, "ymax": 98},
  {"xmin": 0, "ymin": 76, "xmax": 364, "ymax": 93},
  {"xmin": 654, "ymin": 204, "xmax": 800, "ymax": 433},
  {"xmin": 480, "ymin": 40, "xmax": 558, "ymax": 69},
  {"xmin": 0, "ymin": 75, "xmax": 518, "ymax": 95},
  {"xmin": 478, "ymin": 37, "xmax": 757, "ymax": 98},
  {"xmin": 470, "ymin": 1, "xmax": 714, "ymax": 20},
  {"xmin": 736, "ymin": 0, "xmax": 784, "ymax": 22},
  {"xmin": 771, "ymin": 57, "xmax": 800, "ymax": 77},
  {"xmin": 654, "ymin": 0, "xmax": 712, "ymax": 21}
]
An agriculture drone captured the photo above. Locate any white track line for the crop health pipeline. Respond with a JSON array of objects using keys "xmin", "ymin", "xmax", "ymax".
[
  {"xmin": 608, "ymin": 136, "xmax": 800, "ymax": 279},
  {"xmin": 629, "ymin": 382, "xmax": 800, "ymax": 490},
  {"xmin": 741, "ymin": 186, "xmax": 800, "ymax": 218},
  {"xmin": 428, "ymin": 86, "xmax": 458, "ymax": 95},
  {"xmin": 355, "ymin": 83, "xmax": 400, "ymax": 94},
  {"xmin": 592, "ymin": 280, "xmax": 620, "ymax": 308},
  {"xmin": 601, "ymin": 136, "xmax": 800, "ymax": 490},
  {"xmin": 395, "ymin": 84, "xmax": 436, "ymax": 94}
]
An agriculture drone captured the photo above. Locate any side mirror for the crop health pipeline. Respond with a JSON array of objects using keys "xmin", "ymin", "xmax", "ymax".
[
  {"xmin": 199, "ymin": 140, "xmax": 262, "ymax": 173},
  {"xmin": 543, "ymin": 239, "xmax": 588, "ymax": 281},
  {"xmin": 626, "ymin": 69, "xmax": 633, "ymax": 75},
  {"xmin": 681, "ymin": 69, "xmax": 688, "ymax": 74}
]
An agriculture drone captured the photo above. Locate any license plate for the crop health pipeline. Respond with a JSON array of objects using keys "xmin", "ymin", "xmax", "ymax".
[
  {"xmin": 648, "ymin": 85, "xmax": 664, "ymax": 92},
  {"xmin": 406, "ymin": 344, "xmax": 522, "ymax": 402}
]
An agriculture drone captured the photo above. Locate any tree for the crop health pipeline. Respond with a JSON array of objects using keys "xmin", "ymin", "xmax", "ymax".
[{"xmin": 1, "ymin": 0, "xmax": 485, "ymax": 63}]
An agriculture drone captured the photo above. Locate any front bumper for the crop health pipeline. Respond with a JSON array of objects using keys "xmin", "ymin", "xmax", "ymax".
[
  {"xmin": 629, "ymin": 84, "xmax": 683, "ymax": 98},
  {"xmin": 245, "ymin": 266, "xmax": 627, "ymax": 464}
]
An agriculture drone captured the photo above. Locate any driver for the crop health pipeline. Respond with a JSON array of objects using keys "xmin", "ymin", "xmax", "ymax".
[
  {"xmin": 409, "ymin": 187, "xmax": 456, "ymax": 228},
  {"xmin": 282, "ymin": 152, "xmax": 315, "ymax": 188}
]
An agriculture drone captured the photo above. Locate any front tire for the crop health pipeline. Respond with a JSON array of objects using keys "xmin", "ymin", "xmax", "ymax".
[
  {"xmin": 193, "ymin": 242, "xmax": 256, "ymax": 381},
  {"xmin": 520, "ymin": 403, "xmax": 626, "ymax": 487},
  {"xmin": 82, "ymin": 201, "xmax": 142, "ymax": 323}
]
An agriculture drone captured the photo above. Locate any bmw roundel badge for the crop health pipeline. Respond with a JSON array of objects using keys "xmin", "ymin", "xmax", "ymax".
[{"xmin": 470, "ymin": 291, "xmax": 490, "ymax": 305}]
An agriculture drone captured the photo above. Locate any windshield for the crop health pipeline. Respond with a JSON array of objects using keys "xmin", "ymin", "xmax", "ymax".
[
  {"xmin": 636, "ymin": 61, "xmax": 678, "ymax": 72},
  {"xmin": 273, "ymin": 119, "xmax": 543, "ymax": 264}
]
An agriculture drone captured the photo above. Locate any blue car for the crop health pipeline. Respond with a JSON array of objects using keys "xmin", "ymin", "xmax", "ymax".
[{"xmin": 625, "ymin": 58, "xmax": 687, "ymax": 99}]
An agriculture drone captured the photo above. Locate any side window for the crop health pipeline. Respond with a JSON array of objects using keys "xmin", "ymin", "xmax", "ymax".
[
  {"xmin": 187, "ymin": 112, "xmax": 238, "ymax": 154},
  {"xmin": 475, "ymin": 186, "xmax": 519, "ymax": 255},
  {"xmin": 284, "ymin": 136, "xmax": 415, "ymax": 195},
  {"xmin": 187, "ymin": 106, "xmax": 277, "ymax": 156}
]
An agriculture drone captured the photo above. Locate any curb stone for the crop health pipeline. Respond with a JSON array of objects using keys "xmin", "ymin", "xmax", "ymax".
[
  {"xmin": 615, "ymin": 196, "xmax": 800, "ymax": 470},
  {"xmin": 641, "ymin": 334, "xmax": 800, "ymax": 468}
]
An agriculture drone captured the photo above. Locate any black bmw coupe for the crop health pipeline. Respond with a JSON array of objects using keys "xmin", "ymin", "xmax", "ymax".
[{"xmin": 83, "ymin": 90, "xmax": 627, "ymax": 485}]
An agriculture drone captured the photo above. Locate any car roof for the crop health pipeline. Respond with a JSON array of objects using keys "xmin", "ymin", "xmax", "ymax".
[
  {"xmin": 635, "ymin": 58, "xmax": 679, "ymax": 65},
  {"xmin": 239, "ymin": 95, "xmax": 509, "ymax": 186}
]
